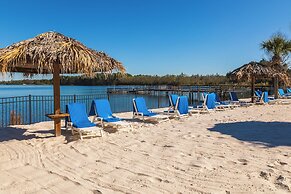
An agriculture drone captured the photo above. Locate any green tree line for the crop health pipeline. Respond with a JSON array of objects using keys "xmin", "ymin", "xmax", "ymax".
[{"xmin": 0, "ymin": 73, "xmax": 230, "ymax": 86}]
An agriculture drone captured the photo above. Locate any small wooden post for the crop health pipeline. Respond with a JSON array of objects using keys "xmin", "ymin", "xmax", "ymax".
[
  {"xmin": 53, "ymin": 64, "xmax": 61, "ymax": 136},
  {"xmin": 251, "ymin": 75, "xmax": 255, "ymax": 103}
]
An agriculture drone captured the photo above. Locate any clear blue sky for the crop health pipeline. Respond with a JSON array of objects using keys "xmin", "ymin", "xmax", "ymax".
[{"xmin": 0, "ymin": 0, "xmax": 291, "ymax": 78}]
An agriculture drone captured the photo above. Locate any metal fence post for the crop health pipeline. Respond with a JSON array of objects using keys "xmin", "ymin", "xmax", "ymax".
[
  {"xmin": 73, "ymin": 94, "xmax": 76, "ymax": 102},
  {"xmin": 28, "ymin": 95, "xmax": 32, "ymax": 124}
]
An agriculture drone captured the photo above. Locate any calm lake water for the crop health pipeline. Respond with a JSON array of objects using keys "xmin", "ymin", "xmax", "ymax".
[{"xmin": 0, "ymin": 85, "xmax": 132, "ymax": 97}]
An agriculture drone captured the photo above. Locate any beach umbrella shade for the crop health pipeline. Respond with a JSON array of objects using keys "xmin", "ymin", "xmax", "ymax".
[
  {"xmin": 228, "ymin": 61, "xmax": 289, "ymax": 102},
  {"xmin": 0, "ymin": 31, "xmax": 125, "ymax": 136}
]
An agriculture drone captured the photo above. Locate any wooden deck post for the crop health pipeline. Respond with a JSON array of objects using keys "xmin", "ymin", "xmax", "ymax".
[{"xmin": 53, "ymin": 64, "xmax": 61, "ymax": 136}]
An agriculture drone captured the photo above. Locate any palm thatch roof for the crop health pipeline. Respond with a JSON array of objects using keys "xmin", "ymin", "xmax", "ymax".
[
  {"xmin": 94, "ymin": 51, "xmax": 124, "ymax": 73},
  {"xmin": 0, "ymin": 31, "xmax": 125, "ymax": 76},
  {"xmin": 229, "ymin": 61, "xmax": 289, "ymax": 84}
]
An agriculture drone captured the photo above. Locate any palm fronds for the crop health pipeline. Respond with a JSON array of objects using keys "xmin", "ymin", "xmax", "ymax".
[{"xmin": 261, "ymin": 33, "xmax": 291, "ymax": 65}]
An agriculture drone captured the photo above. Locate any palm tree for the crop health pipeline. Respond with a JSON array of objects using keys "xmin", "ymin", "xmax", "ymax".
[
  {"xmin": 261, "ymin": 33, "xmax": 291, "ymax": 66},
  {"xmin": 261, "ymin": 33, "xmax": 291, "ymax": 98}
]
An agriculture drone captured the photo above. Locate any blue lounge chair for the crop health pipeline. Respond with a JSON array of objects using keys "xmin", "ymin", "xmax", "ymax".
[
  {"xmin": 133, "ymin": 97, "xmax": 169, "ymax": 122},
  {"xmin": 89, "ymin": 99, "xmax": 132, "ymax": 129},
  {"xmin": 229, "ymin": 92, "xmax": 253, "ymax": 106},
  {"xmin": 168, "ymin": 94, "xmax": 179, "ymax": 112},
  {"xmin": 278, "ymin": 88, "xmax": 291, "ymax": 98},
  {"xmin": 67, "ymin": 103, "xmax": 103, "ymax": 139},
  {"xmin": 256, "ymin": 91, "xmax": 268, "ymax": 104},
  {"xmin": 169, "ymin": 96, "xmax": 191, "ymax": 117},
  {"xmin": 177, "ymin": 96, "xmax": 189, "ymax": 116},
  {"xmin": 194, "ymin": 93, "xmax": 224, "ymax": 112},
  {"xmin": 167, "ymin": 94, "xmax": 202, "ymax": 115},
  {"xmin": 190, "ymin": 93, "xmax": 212, "ymax": 113},
  {"xmin": 256, "ymin": 90, "xmax": 275, "ymax": 100},
  {"xmin": 214, "ymin": 93, "xmax": 238, "ymax": 108},
  {"xmin": 229, "ymin": 92, "xmax": 240, "ymax": 103},
  {"xmin": 206, "ymin": 93, "xmax": 226, "ymax": 111},
  {"xmin": 287, "ymin": 88, "xmax": 291, "ymax": 93},
  {"xmin": 256, "ymin": 92, "xmax": 278, "ymax": 105}
]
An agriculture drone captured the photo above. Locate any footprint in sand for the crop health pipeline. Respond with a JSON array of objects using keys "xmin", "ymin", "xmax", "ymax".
[
  {"xmin": 259, "ymin": 171, "xmax": 271, "ymax": 180},
  {"xmin": 274, "ymin": 175, "xmax": 290, "ymax": 191},
  {"xmin": 93, "ymin": 190, "xmax": 102, "ymax": 194},
  {"xmin": 277, "ymin": 160, "xmax": 288, "ymax": 166},
  {"xmin": 238, "ymin": 159, "xmax": 248, "ymax": 165},
  {"xmin": 147, "ymin": 176, "xmax": 171, "ymax": 184},
  {"xmin": 190, "ymin": 164, "xmax": 202, "ymax": 168}
]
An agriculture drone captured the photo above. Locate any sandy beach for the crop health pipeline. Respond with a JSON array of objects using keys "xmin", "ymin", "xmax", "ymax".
[{"xmin": 0, "ymin": 103, "xmax": 291, "ymax": 194}]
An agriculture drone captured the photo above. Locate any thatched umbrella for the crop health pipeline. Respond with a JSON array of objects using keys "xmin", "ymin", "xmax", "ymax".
[
  {"xmin": 229, "ymin": 61, "xmax": 289, "ymax": 102},
  {"xmin": 0, "ymin": 31, "xmax": 125, "ymax": 136}
]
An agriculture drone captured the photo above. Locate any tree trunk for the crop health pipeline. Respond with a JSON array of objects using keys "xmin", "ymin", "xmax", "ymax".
[
  {"xmin": 251, "ymin": 75, "xmax": 255, "ymax": 103},
  {"xmin": 274, "ymin": 76, "xmax": 279, "ymax": 99}
]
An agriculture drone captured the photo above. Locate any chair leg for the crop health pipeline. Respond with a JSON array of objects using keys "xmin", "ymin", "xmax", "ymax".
[{"xmin": 78, "ymin": 131, "xmax": 83, "ymax": 140}]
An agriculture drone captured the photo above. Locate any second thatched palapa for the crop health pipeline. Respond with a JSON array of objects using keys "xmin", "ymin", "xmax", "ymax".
[
  {"xmin": 229, "ymin": 61, "xmax": 289, "ymax": 102},
  {"xmin": 0, "ymin": 31, "xmax": 125, "ymax": 136}
]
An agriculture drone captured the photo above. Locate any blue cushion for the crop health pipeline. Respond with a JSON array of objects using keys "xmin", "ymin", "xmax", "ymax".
[
  {"xmin": 215, "ymin": 93, "xmax": 221, "ymax": 102},
  {"xmin": 74, "ymin": 121, "xmax": 95, "ymax": 128},
  {"xmin": 263, "ymin": 92, "xmax": 269, "ymax": 103},
  {"xmin": 169, "ymin": 94, "xmax": 179, "ymax": 107},
  {"xmin": 67, "ymin": 103, "xmax": 95, "ymax": 128},
  {"xmin": 134, "ymin": 97, "xmax": 150, "ymax": 115},
  {"xmin": 93, "ymin": 99, "xmax": 113, "ymax": 117},
  {"xmin": 230, "ymin": 92, "xmax": 239, "ymax": 101},
  {"xmin": 89, "ymin": 99, "xmax": 123, "ymax": 123},
  {"xmin": 177, "ymin": 96, "xmax": 189, "ymax": 115},
  {"xmin": 206, "ymin": 93, "xmax": 216, "ymax": 109},
  {"xmin": 278, "ymin": 88, "xmax": 291, "ymax": 96},
  {"xmin": 278, "ymin": 89, "xmax": 285, "ymax": 96},
  {"xmin": 134, "ymin": 97, "xmax": 157, "ymax": 116}
]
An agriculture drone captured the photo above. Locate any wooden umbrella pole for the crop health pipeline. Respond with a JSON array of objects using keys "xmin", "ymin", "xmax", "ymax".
[
  {"xmin": 53, "ymin": 64, "xmax": 61, "ymax": 136},
  {"xmin": 251, "ymin": 75, "xmax": 255, "ymax": 103}
]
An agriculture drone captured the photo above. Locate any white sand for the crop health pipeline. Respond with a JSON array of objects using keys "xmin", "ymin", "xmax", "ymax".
[{"xmin": 1, "ymin": 103, "xmax": 291, "ymax": 194}]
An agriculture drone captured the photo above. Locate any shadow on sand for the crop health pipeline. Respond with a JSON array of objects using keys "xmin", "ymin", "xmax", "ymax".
[
  {"xmin": 0, "ymin": 127, "xmax": 58, "ymax": 142},
  {"xmin": 208, "ymin": 121, "xmax": 291, "ymax": 147}
]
